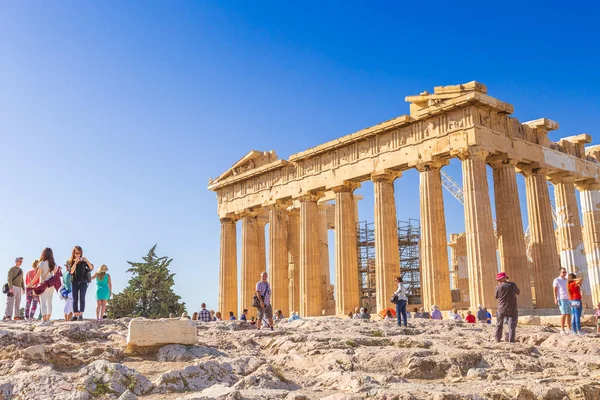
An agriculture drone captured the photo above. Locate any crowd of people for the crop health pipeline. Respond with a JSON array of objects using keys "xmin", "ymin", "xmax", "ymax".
[
  {"xmin": 6, "ymin": 255, "xmax": 600, "ymax": 340},
  {"xmin": 4, "ymin": 246, "xmax": 112, "ymax": 325}
]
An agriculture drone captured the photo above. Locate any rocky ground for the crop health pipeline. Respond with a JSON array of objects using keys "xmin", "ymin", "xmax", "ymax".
[{"xmin": 0, "ymin": 317, "xmax": 599, "ymax": 400}]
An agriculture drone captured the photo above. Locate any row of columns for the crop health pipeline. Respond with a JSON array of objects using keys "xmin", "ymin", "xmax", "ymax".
[{"xmin": 219, "ymin": 152, "xmax": 600, "ymax": 317}]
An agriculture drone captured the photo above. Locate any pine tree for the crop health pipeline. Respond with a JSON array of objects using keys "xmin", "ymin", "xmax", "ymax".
[{"xmin": 107, "ymin": 245, "xmax": 186, "ymax": 318}]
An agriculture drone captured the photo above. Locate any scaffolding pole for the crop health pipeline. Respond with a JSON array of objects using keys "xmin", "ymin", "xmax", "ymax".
[{"xmin": 356, "ymin": 218, "xmax": 421, "ymax": 311}]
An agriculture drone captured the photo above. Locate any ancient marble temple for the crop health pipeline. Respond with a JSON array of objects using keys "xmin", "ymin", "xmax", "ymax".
[{"xmin": 209, "ymin": 82, "xmax": 600, "ymax": 317}]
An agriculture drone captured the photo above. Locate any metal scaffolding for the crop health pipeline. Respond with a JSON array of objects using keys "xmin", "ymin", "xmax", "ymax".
[{"xmin": 356, "ymin": 218, "xmax": 421, "ymax": 311}]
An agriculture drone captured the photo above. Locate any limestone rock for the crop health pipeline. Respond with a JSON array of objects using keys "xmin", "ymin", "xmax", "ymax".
[
  {"xmin": 182, "ymin": 384, "xmax": 241, "ymax": 399},
  {"xmin": 232, "ymin": 364, "xmax": 297, "ymax": 390},
  {"xmin": 157, "ymin": 344, "xmax": 226, "ymax": 362},
  {"xmin": 126, "ymin": 317, "xmax": 197, "ymax": 352},
  {"xmin": 152, "ymin": 361, "xmax": 237, "ymax": 393},
  {"xmin": 78, "ymin": 359, "xmax": 152, "ymax": 397},
  {"xmin": 118, "ymin": 389, "xmax": 138, "ymax": 400}
]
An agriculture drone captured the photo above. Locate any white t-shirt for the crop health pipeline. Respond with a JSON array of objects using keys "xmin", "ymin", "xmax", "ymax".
[
  {"xmin": 553, "ymin": 276, "xmax": 568, "ymax": 300},
  {"xmin": 37, "ymin": 261, "xmax": 54, "ymax": 282}
]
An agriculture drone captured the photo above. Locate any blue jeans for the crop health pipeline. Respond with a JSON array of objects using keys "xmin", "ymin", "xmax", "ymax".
[
  {"xmin": 396, "ymin": 299, "xmax": 407, "ymax": 326},
  {"xmin": 72, "ymin": 281, "xmax": 88, "ymax": 314},
  {"xmin": 571, "ymin": 301, "xmax": 582, "ymax": 332}
]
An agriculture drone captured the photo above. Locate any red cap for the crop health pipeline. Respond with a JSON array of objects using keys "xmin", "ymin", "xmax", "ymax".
[{"xmin": 496, "ymin": 272, "xmax": 509, "ymax": 281}]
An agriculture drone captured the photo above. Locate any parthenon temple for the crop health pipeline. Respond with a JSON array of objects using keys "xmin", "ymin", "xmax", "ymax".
[{"xmin": 208, "ymin": 81, "xmax": 600, "ymax": 317}]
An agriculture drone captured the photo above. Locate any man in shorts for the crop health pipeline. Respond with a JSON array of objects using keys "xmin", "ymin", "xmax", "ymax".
[
  {"xmin": 255, "ymin": 271, "xmax": 273, "ymax": 331},
  {"xmin": 553, "ymin": 267, "xmax": 571, "ymax": 334}
]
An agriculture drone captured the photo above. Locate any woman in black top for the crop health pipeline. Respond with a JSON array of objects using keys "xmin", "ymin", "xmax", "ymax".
[{"xmin": 68, "ymin": 246, "xmax": 94, "ymax": 321}]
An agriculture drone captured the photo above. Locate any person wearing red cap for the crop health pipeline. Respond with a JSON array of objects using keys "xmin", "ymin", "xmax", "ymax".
[{"xmin": 494, "ymin": 271, "xmax": 520, "ymax": 343}]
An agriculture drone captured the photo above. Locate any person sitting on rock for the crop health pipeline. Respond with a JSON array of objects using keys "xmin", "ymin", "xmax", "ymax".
[
  {"xmin": 210, "ymin": 309, "xmax": 216, "ymax": 321},
  {"xmin": 228, "ymin": 311, "xmax": 236, "ymax": 320},
  {"xmin": 413, "ymin": 307, "xmax": 422, "ymax": 318},
  {"xmin": 420, "ymin": 307, "xmax": 431, "ymax": 319},
  {"xmin": 198, "ymin": 303, "xmax": 211, "ymax": 322},
  {"xmin": 431, "ymin": 305, "xmax": 442, "ymax": 320},
  {"xmin": 476, "ymin": 304, "xmax": 487, "ymax": 323},
  {"xmin": 384, "ymin": 309, "xmax": 394, "ymax": 321},
  {"xmin": 215, "ymin": 311, "xmax": 223, "ymax": 321},
  {"xmin": 347, "ymin": 311, "xmax": 354, "ymax": 318},
  {"xmin": 240, "ymin": 309, "xmax": 249, "ymax": 321},
  {"xmin": 352, "ymin": 307, "xmax": 361, "ymax": 319},
  {"xmin": 594, "ymin": 302, "xmax": 600, "ymax": 334},
  {"xmin": 191, "ymin": 312, "xmax": 198, "ymax": 321},
  {"xmin": 448, "ymin": 308, "xmax": 462, "ymax": 321},
  {"xmin": 273, "ymin": 309, "xmax": 285, "ymax": 323},
  {"xmin": 465, "ymin": 310, "xmax": 476, "ymax": 323},
  {"xmin": 358, "ymin": 307, "xmax": 370, "ymax": 319},
  {"xmin": 288, "ymin": 311, "xmax": 301, "ymax": 322}
]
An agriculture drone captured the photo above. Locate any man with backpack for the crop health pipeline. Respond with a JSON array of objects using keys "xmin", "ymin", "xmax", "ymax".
[{"xmin": 4, "ymin": 257, "xmax": 25, "ymax": 321}]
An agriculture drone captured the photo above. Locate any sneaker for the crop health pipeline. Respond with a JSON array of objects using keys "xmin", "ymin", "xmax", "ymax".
[
  {"xmin": 78, "ymin": 316, "xmax": 83, "ymax": 321},
  {"xmin": 13, "ymin": 317, "xmax": 23, "ymax": 321},
  {"xmin": 70, "ymin": 316, "xmax": 78, "ymax": 322},
  {"xmin": 270, "ymin": 327, "xmax": 274, "ymax": 331},
  {"xmin": 577, "ymin": 331, "xmax": 586, "ymax": 336},
  {"xmin": 560, "ymin": 329, "xmax": 567, "ymax": 334},
  {"xmin": 3, "ymin": 316, "xmax": 11, "ymax": 321}
]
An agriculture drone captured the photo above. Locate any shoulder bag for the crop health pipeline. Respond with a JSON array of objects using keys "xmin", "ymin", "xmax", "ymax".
[{"xmin": 2, "ymin": 269, "xmax": 23, "ymax": 295}]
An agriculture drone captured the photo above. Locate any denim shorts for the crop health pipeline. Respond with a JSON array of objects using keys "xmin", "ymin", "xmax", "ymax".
[{"xmin": 558, "ymin": 299, "xmax": 571, "ymax": 315}]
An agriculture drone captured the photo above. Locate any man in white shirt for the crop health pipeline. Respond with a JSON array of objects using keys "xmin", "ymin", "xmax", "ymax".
[{"xmin": 553, "ymin": 267, "xmax": 571, "ymax": 334}]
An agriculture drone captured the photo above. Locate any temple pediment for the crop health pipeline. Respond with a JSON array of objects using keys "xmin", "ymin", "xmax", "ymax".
[{"xmin": 209, "ymin": 150, "xmax": 278, "ymax": 185}]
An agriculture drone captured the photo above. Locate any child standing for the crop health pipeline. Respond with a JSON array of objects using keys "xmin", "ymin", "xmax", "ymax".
[
  {"xmin": 24, "ymin": 260, "xmax": 39, "ymax": 320},
  {"xmin": 62, "ymin": 265, "xmax": 73, "ymax": 322}
]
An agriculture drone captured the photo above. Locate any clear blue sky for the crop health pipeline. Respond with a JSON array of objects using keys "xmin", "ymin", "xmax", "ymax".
[{"xmin": 1, "ymin": 2, "xmax": 599, "ymax": 318}]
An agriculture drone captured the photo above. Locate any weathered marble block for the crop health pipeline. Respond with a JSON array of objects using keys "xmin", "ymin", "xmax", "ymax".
[{"xmin": 126, "ymin": 318, "xmax": 197, "ymax": 353}]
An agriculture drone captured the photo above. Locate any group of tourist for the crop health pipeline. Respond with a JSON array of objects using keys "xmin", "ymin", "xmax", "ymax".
[
  {"xmin": 4, "ymin": 246, "xmax": 112, "ymax": 325},
  {"xmin": 552, "ymin": 267, "xmax": 592, "ymax": 335}
]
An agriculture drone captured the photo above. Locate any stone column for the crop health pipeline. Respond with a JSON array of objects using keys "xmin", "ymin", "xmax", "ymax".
[
  {"xmin": 299, "ymin": 193, "xmax": 324, "ymax": 317},
  {"xmin": 268, "ymin": 203, "xmax": 289, "ymax": 314},
  {"xmin": 448, "ymin": 233, "xmax": 469, "ymax": 307},
  {"xmin": 490, "ymin": 159, "xmax": 533, "ymax": 309},
  {"xmin": 577, "ymin": 180, "xmax": 600, "ymax": 307},
  {"xmin": 459, "ymin": 151, "xmax": 498, "ymax": 312},
  {"xmin": 372, "ymin": 172, "xmax": 401, "ymax": 313},
  {"xmin": 218, "ymin": 217, "xmax": 238, "ymax": 318},
  {"xmin": 241, "ymin": 210, "xmax": 262, "ymax": 316},
  {"xmin": 287, "ymin": 208, "xmax": 300, "ymax": 315},
  {"xmin": 333, "ymin": 183, "xmax": 361, "ymax": 316},
  {"xmin": 318, "ymin": 204, "xmax": 332, "ymax": 314},
  {"xmin": 257, "ymin": 218, "xmax": 267, "ymax": 277},
  {"xmin": 417, "ymin": 161, "xmax": 452, "ymax": 311},
  {"xmin": 553, "ymin": 176, "xmax": 592, "ymax": 307},
  {"xmin": 522, "ymin": 167, "xmax": 559, "ymax": 308}
]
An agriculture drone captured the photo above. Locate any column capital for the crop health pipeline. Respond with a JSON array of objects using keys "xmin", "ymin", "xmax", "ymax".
[
  {"xmin": 455, "ymin": 148, "xmax": 489, "ymax": 162},
  {"xmin": 220, "ymin": 215, "xmax": 239, "ymax": 223},
  {"xmin": 371, "ymin": 170, "xmax": 401, "ymax": 183},
  {"xmin": 415, "ymin": 158, "xmax": 449, "ymax": 172},
  {"xmin": 296, "ymin": 191, "xmax": 325, "ymax": 203},
  {"xmin": 547, "ymin": 171, "xmax": 577, "ymax": 184},
  {"xmin": 575, "ymin": 178, "xmax": 600, "ymax": 191},
  {"xmin": 266, "ymin": 200, "xmax": 293, "ymax": 211},
  {"xmin": 238, "ymin": 208, "xmax": 261, "ymax": 219},
  {"xmin": 488, "ymin": 157, "xmax": 518, "ymax": 170},
  {"xmin": 518, "ymin": 165, "xmax": 548, "ymax": 177},
  {"xmin": 331, "ymin": 182, "xmax": 361, "ymax": 193}
]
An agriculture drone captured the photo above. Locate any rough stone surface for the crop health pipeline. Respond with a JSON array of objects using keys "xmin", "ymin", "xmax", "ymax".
[
  {"xmin": 126, "ymin": 317, "xmax": 197, "ymax": 351},
  {"xmin": 0, "ymin": 318, "xmax": 599, "ymax": 399}
]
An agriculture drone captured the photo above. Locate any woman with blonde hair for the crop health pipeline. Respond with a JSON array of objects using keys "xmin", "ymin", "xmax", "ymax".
[
  {"xmin": 92, "ymin": 265, "xmax": 111, "ymax": 320},
  {"xmin": 24, "ymin": 260, "xmax": 40, "ymax": 320},
  {"xmin": 26, "ymin": 248, "xmax": 56, "ymax": 323},
  {"xmin": 68, "ymin": 246, "xmax": 94, "ymax": 321}
]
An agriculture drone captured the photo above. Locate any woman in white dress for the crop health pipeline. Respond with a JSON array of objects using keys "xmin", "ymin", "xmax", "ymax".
[{"xmin": 26, "ymin": 248, "xmax": 56, "ymax": 322}]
